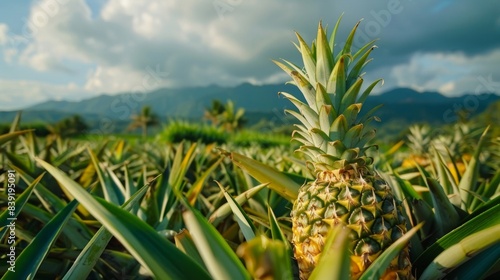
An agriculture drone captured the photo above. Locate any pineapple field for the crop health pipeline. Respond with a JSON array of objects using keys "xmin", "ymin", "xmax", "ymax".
[{"xmin": 1, "ymin": 20, "xmax": 500, "ymax": 280}]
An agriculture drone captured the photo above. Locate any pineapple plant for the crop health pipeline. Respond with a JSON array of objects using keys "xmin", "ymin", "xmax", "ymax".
[
  {"xmin": 273, "ymin": 19, "xmax": 411, "ymax": 279},
  {"xmin": 401, "ymin": 124, "xmax": 434, "ymax": 168}
]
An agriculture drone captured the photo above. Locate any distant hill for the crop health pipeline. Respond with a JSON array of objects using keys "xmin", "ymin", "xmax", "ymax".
[
  {"xmin": 370, "ymin": 88, "xmax": 498, "ymax": 124},
  {"xmin": 374, "ymin": 88, "xmax": 450, "ymax": 103},
  {"xmin": 0, "ymin": 83, "xmax": 498, "ymax": 131},
  {"xmin": 26, "ymin": 83, "xmax": 297, "ymax": 118}
]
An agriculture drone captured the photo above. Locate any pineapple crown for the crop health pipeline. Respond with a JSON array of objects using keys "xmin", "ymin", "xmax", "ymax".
[{"xmin": 273, "ymin": 17, "xmax": 382, "ymax": 175}]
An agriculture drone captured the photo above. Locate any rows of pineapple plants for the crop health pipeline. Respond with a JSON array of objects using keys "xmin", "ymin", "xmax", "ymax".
[
  {"xmin": 0, "ymin": 113, "xmax": 297, "ymax": 279},
  {"xmin": 0, "ymin": 112, "xmax": 498, "ymax": 279}
]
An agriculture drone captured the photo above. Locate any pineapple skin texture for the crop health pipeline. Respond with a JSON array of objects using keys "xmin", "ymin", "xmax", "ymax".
[{"xmin": 291, "ymin": 171, "xmax": 412, "ymax": 280}]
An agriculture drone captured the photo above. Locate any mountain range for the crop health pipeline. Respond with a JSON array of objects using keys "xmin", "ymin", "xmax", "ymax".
[{"xmin": 1, "ymin": 83, "xmax": 498, "ymax": 129}]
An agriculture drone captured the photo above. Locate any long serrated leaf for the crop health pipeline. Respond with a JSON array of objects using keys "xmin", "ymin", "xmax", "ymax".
[
  {"xmin": 2, "ymin": 200, "xmax": 79, "ymax": 280},
  {"xmin": 310, "ymin": 225, "xmax": 351, "ymax": 280},
  {"xmin": 295, "ymin": 31, "xmax": 317, "ymax": 87},
  {"xmin": 459, "ymin": 126, "xmax": 489, "ymax": 209},
  {"xmin": 342, "ymin": 20, "xmax": 361, "ymax": 56},
  {"xmin": 0, "ymin": 173, "xmax": 42, "ymax": 240},
  {"xmin": 342, "ymin": 103, "xmax": 362, "ymax": 128},
  {"xmin": 10, "ymin": 165, "xmax": 65, "ymax": 214},
  {"xmin": 274, "ymin": 60, "xmax": 316, "ymax": 110},
  {"xmin": 347, "ymin": 45, "xmax": 376, "ymax": 87},
  {"xmin": 358, "ymin": 104, "xmax": 383, "ymax": 126},
  {"xmin": 156, "ymin": 167, "xmax": 175, "ymax": 223},
  {"xmin": 53, "ymin": 144, "xmax": 88, "ymax": 167},
  {"xmin": 0, "ymin": 130, "xmax": 34, "ymax": 146},
  {"xmin": 123, "ymin": 164, "xmax": 138, "ymax": 202},
  {"xmin": 113, "ymin": 139, "xmax": 126, "ymax": 161},
  {"xmin": 328, "ymin": 14, "xmax": 343, "ymax": 55},
  {"xmin": 413, "ymin": 203, "xmax": 500, "ymax": 274},
  {"xmin": 352, "ymin": 38, "xmax": 377, "ymax": 62},
  {"xmin": 20, "ymin": 203, "xmax": 91, "ymax": 249},
  {"xmin": 106, "ymin": 166, "xmax": 127, "ymax": 199},
  {"xmin": 419, "ymin": 225, "xmax": 500, "ymax": 280},
  {"xmin": 481, "ymin": 170, "xmax": 500, "ymax": 200},
  {"xmin": 36, "ymin": 158, "xmax": 211, "ymax": 280},
  {"xmin": 88, "ymin": 148, "xmax": 124, "ymax": 205},
  {"xmin": 315, "ymin": 82, "xmax": 333, "ymax": 114},
  {"xmin": 393, "ymin": 172, "xmax": 422, "ymax": 200},
  {"xmin": 340, "ymin": 79, "xmax": 363, "ymax": 114},
  {"xmin": 410, "ymin": 198, "xmax": 435, "ymax": 239},
  {"xmin": 281, "ymin": 92, "xmax": 319, "ymax": 127},
  {"xmin": 187, "ymin": 157, "xmax": 223, "ymax": 205},
  {"xmin": 209, "ymin": 183, "xmax": 267, "ymax": 226},
  {"xmin": 343, "ymin": 124, "xmax": 363, "ymax": 149},
  {"xmin": 225, "ymin": 151, "xmax": 300, "ymax": 201},
  {"xmin": 445, "ymin": 243, "xmax": 500, "ymax": 280},
  {"xmin": 359, "ymin": 223, "xmax": 423, "ymax": 280},
  {"xmin": 63, "ymin": 175, "xmax": 156, "ymax": 280},
  {"xmin": 315, "ymin": 22, "xmax": 333, "ymax": 86},
  {"xmin": 173, "ymin": 229, "xmax": 207, "ymax": 271},
  {"xmin": 286, "ymin": 109, "xmax": 314, "ymax": 131},
  {"xmin": 328, "ymin": 54, "xmax": 348, "ymax": 111},
  {"xmin": 425, "ymin": 177, "xmax": 460, "ymax": 237},
  {"xmin": 274, "ymin": 58, "xmax": 306, "ymax": 80},
  {"xmin": 8, "ymin": 111, "xmax": 21, "ymax": 133},
  {"xmin": 169, "ymin": 142, "xmax": 197, "ymax": 189},
  {"xmin": 318, "ymin": 105, "xmax": 332, "ymax": 136},
  {"xmin": 267, "ymin": 206, "xmax": 289, "ymax": 247},
  {"xmin": 329, "ymin": 114, "xmax": 347, "ymax": 141},
  {"xmin": 216, "ymin": 181, "xmax": 256, "ymax": 241},
  {"xmin": 432, "ymin": 148, "xmax": 461, "ymax": 206},
  {"xmin": 62, "ymin": 226, "xmax": 114, "ymax": 280},
  {"xmin": 357, "ymin": 79, "xmax": 383, "ymax": 104},
  {"xmin": 465, "ymin": 195, "xmax": 500, "ymax": 222},
  {"xmin": 96, "ymin": 196, "xmax": 210, "ymax": 279},
  {"xmin": 183, "ymin": 208, "xmax": 251, "ymax": 280}
]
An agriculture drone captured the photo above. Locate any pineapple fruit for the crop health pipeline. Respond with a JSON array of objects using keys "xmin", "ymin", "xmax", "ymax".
[{"xmin": 274, "ymin": 19, "xmax": 411, "ymax": 279}]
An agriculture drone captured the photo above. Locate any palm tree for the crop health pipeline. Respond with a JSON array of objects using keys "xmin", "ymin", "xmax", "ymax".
[
  {"xmin": 127, "ymin": 106, "xmax": 159, "ymax": 138},
  {"xmin": 220, "ymin": 100, "xmax": 246, "ymax": 132},
  {"xmin": 203, "ymin": 99, "xmax": 246, "ymax": 132},
  {"xmin": 204, "ymin": 99, "xmax": 226, "ymax": 126}
]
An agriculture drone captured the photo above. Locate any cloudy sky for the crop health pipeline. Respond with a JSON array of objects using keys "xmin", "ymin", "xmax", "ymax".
[{"xmin": 0, "ymin": 0, "xmax": 499, "ymax": 110}]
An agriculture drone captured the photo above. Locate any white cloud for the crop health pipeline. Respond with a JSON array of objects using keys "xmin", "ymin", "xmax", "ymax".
[
  {"xmin": 21, "ymin": 50, "xmax": 56, "ymax": 71},
  {"xmin": 3, "ymin": 48, "xmax": 17, "ymax": 63},
  {"xmin": 0, "ymin": 79, "xmax": 90, "ymax": 110},
  {"xmin": 84, "ymin": 64, "xmax": 171, "ymax": 93},
  {"xmin": 390, "ymin": 50, "xmax": 500, "ymax": 96},
  {"xmin": 10, "ymin": 0, "xmax": 328, "ymax": 94},
  {"xmin": 0, "ymin": 23, "xmax": 7, "ymax": 45},
  {"xmin": 439, "ymin": 82, "xmax": 455, "ymax": 94}
]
